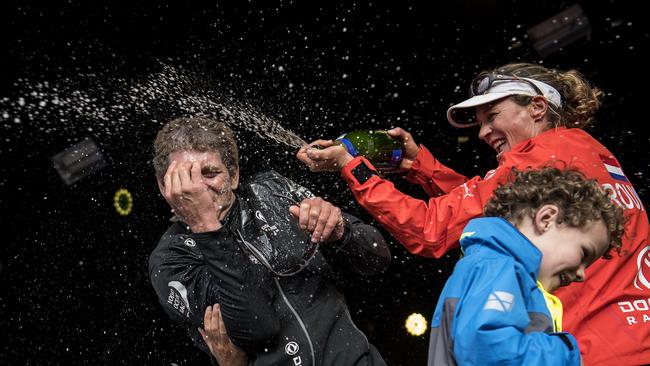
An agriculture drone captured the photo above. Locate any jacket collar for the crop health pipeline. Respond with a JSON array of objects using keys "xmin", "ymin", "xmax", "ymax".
[
  {"xmin": 223, "ymin": 195, "xmax": 243, "ymax": 229},
  {"xmin": 497, "ymin": 126, "xmax": 568, "ymax": 164},
  {"xmin": 461, "ymin": 217, "xmax": 542, "ymax": 279}
]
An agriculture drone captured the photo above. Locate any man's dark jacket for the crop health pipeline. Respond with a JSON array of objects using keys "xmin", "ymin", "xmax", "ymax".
[{"xmin": 149, "ymin": 171, "xmax": 390, "ymax": 365}]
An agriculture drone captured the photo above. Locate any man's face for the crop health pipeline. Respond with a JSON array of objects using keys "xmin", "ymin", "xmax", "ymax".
[{"xmin": 167, "ymin": 150, "xmax": 239, "ymax": 220}]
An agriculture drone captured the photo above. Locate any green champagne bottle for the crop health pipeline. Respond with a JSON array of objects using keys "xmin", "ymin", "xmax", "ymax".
[{"xmin": 335, "ymin": 130, "xmax": 403, "ymax": 172}]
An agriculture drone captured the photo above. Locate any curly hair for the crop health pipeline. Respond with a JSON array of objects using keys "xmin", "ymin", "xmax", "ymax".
[
  {"xmin": 488, "ymin": 63, "xmax": 604, "ymax": 129},
  {"xmin": 484, "ymin": 167, "xmax": 626, "ymax": 258},
  {"xmin": 152, "ymin": 116, "xmax": 239, "ymax": 179}
]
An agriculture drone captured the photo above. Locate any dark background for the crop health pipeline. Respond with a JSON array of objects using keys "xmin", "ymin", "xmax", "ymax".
[{"xmin": 1, "ymin": 0, "xmax": 648, "ymax": 365}]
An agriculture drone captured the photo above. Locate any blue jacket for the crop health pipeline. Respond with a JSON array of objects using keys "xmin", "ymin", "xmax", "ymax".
[{"xmin": 428, "ymin": 217, "xmax": 581, "ymax": 366}]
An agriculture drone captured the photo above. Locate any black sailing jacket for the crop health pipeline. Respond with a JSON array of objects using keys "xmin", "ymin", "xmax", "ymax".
[{"xmin": 149, "ymin": 170, "xmax": 389, "ymax": 365}]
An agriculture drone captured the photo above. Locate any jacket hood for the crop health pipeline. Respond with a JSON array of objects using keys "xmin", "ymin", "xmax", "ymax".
[{"xmin": 460, "ymin": 217, "xmax": 542, "ymax": 279}]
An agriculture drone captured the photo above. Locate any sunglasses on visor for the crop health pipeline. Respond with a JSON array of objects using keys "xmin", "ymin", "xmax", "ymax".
[{"xmin": 470, "ymin": 72, "xmax": 545, "ymax": 97}]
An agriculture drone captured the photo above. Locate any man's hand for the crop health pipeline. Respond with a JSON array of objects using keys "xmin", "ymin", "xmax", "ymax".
[
  {"xmin": 161, "ymin": 160, "xmax": 222, "ymax": 232},
  {"xmin": 296, "ymin": 140, "xmax": 354, "ymax": 172},
  {"xmin": 386, "ymin": 127, "xmax": 421, "ymax": 172},
  {"xmin": 199, "ymin": 304, "xmax": 247, "ymax": 366},
  {"xmin": 289, "ymin": 197, "xmax": 345, "ymax": 243}
]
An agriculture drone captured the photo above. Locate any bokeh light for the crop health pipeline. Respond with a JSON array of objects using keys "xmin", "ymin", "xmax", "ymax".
[
  {"xmin": 113, "ymin": 188, "xmax": 133, "ymax": 216},
  {"xmin": 405, "ymin": 312, "xmax": 427, "ymax": 336}
]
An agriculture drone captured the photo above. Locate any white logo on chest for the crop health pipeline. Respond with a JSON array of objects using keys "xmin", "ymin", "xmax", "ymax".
[{"xmin": 255, "ymin": 210, "xmax": 279, "ymax": 235}]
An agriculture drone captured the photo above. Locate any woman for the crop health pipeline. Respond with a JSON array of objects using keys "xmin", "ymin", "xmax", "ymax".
[{"xmin": 297, "ymin": 63, "xmax": 649, "ymax": 365}]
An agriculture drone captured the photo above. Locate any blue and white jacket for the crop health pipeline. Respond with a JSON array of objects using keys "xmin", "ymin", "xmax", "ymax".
[{"xmin": 428, "ymin": 217, "xmax": 581, "ymax": 366}]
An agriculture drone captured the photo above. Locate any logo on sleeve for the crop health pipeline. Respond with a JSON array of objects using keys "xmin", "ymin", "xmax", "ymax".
[
  {"xmin": 484, "ymin": 291, "xmax": 515, "ymax": 312},
  {"xmin": 167, "ymin": 281, "xmax": 192, "ymax": 317}
]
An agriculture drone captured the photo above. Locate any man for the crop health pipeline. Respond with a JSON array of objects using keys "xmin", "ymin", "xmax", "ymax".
[{"xmin": 148, "ymin": 116, "xmax": 389, "ymax": 365}]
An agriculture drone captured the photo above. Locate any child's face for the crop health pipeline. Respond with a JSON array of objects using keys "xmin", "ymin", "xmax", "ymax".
[{"xmin": 535, "ymin": 218, "xmax": 610, "ymax": 292}]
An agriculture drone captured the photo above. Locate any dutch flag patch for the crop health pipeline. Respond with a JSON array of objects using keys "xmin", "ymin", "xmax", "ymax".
[{"xmin": 600, "ymin": 154, "xmax": 629, "ymax": 183}]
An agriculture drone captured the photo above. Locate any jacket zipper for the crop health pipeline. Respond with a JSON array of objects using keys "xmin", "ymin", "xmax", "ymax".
[{"xmin": 274, "ymin": 278, "xmax": 316, "ymax": 366}]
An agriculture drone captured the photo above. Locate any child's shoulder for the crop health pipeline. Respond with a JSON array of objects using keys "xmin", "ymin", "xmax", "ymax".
[
  {"xmin": 446, "ymin": 253, "xmax": 532, "ymax": 301},
  {"xmin": 455, "ymin": 250, "xmax": 518, "ymax": 277},
  {"xmin": 462, "ymin": 241, "xmax": 518, "ymax": 264}
]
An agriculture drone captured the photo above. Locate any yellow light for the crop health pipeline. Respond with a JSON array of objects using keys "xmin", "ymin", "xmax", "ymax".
[
  {"xmin": 113, "ymin": 188, "xmax": 133, "ymax": 216},
  {"xmin": 405, "ymin": 313, "xmax": 427, "ymax": 336}
]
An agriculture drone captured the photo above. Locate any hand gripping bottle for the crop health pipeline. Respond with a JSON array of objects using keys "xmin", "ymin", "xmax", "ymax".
[{"xmin": 334, "ymin": 130, "xmax": 403, "ymax": 173}]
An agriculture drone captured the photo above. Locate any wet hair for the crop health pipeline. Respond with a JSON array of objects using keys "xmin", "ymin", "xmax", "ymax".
[
  {"xmin": 484, "ymin": 167, "xmax": 626, "ymax": 258},
  {"xmin": 152, "ymin": 116, "xmax": 239, "ymax": 179},
  {"xmin": 488, "ymin": 63, "xmax": 604, "ymax": 129}
]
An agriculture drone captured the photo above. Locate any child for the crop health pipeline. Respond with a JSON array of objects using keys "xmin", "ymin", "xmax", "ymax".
[{"xmin": 428, "ymin": 167, "xmax": 625, "ymax": 366}]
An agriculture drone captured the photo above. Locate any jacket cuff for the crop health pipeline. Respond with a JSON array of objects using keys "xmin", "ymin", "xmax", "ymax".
[
  {"xmin": 328, "ymin": 216, "xmax": 352, "ymax": 251},
  {"xmin": 405, "ymin": 144, "xmax": 435, "ymax": 184},
  {"xmin": 341, "ymin": 156, "xmax": 378, "ymax": 186},
  {"xmin": 550, "ymin": 332, "xmax": 581, "ymax": 365}
]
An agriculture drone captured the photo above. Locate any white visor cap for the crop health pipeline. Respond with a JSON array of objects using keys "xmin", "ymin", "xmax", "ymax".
[{"xmin": 446, "ymin": 77, "xmax": 562, "ymax": 128}]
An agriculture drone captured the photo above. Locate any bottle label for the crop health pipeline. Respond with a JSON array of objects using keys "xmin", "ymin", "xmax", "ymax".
[
  {"xmin": 391, "ymin": 149, "xmax": 403, "ymax": 166},
  {"xmin": 337, "ymin": 138, "xmax": 359, "ymax": 157}
]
